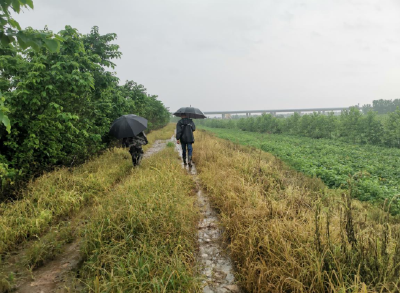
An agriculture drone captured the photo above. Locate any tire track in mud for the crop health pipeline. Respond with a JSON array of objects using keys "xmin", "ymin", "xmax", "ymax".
[
  {"xmin": 175, "ymin": 140, "xmax": 241, "ymax": 293},
  {"xmin": 13, "ymin": 140, "xmax": 170, "ymax": 293}
]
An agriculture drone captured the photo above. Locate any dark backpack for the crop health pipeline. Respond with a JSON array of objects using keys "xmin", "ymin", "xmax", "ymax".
[{"xmin": 179, "ymin": 123, "xmax": 194, "ymax": 143}]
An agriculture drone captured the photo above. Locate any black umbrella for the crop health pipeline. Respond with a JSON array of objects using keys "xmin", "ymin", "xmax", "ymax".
[
  {"xmin": 109, "ymin": 114, "xmax": 148, "ymax": 139},
  {"xmin": 173, "ymin": 107, "xmax": 206, "ymax": 119}
]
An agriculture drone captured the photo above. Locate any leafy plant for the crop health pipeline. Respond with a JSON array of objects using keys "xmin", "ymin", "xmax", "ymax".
[
  {"xmin": 0, "ymin": 25, "xmax": 170, "ymax": 195},
  {"xmin": 0, "ymin": 0, "xmax": 61, "ymax": 52}
]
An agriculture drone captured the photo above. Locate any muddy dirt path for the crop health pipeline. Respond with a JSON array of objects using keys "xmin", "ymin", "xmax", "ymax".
[
  {"xmin": 13, "ymin": 140, "xmax": 170, "ymax": 293},
  {"xmin": 175, "ymin": 141, "xmax": 241, "ymax": 293},
  {"xmin": 15, "ymin": 241, "xmax": 81, "ymax": 293}
]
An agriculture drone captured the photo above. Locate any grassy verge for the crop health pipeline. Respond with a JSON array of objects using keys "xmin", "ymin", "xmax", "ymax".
[
  {"xmin": 0, "ymin": 147, "xmax": 133, "ymax": 256},
  {"xmin": 194, "ymin": 130, "xmax": 400, "ymax": 292},
  {"xmin": 0, "ymin": 124, "xmax": 175, "ymax": 291},
  {"xmin": 76, "ymin": 145, "xmax": 201, "ymax": 292},
  {"xmin": 0, "ymin": 124, "xmax": 175, "ymax": 255}
]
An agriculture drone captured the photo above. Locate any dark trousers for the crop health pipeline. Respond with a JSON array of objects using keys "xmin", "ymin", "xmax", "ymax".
[
  {"xmin": 129, "ymin": 146, "xmax": 144, "ymax": 166},
  {"xmin": 181, "ymin": 142, "xmax": 193, "ymax": 159}
]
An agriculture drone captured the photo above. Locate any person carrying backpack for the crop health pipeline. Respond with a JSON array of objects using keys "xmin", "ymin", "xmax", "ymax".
[
  {"xmin": 122, "ymin": 131, "xmax": 148, "ymax": 166},
  {"xmin": 176, "ymin": 114, "xmax": 196, "ymax": 166}
]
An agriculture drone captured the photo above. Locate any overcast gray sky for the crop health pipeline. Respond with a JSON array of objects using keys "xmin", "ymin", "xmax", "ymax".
[{"xmin": 17, "ymin": 0, "xmax": 400, "ymax": 112}]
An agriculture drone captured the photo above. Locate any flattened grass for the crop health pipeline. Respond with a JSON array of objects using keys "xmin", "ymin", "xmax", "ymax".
[
  {"xmin": 78, "ymin": 146, "xmax": 201, "ymax": 292},
  {"xmin": 194, "ymin": 130, "xmax": 400, "ymax": 292}
]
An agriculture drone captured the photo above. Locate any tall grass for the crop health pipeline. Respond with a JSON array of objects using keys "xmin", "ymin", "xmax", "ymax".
[
  {"xmin": 77, "ymin": 146, "xmax": 201, "ymax": 292},
  {"xmin": 0, "ymin": 124, "xmax": 175, "ymax": 255},
  {"xmin": 194, "ymin": 130, "xmax": 400, "ymax": 292}
]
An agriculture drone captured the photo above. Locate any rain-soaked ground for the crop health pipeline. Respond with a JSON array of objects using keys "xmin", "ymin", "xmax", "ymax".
[
  {"xmin": 13, "ymin": 140, "xmax": 170, "ymax": 293},
  {"xmin": 175, "ymin": 140, "xmax": 241, "ymax": 293},
  {"xmin": 12, "ymin": 139, "xmax": 240, "ymax": 293}
]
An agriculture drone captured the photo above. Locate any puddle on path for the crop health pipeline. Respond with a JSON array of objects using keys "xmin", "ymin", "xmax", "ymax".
[
  {"xmin": 13, "ymin": 140, "xmax": 170, "ymax": 293},
  {"xmin": 175, "ymin": 140, "xmax": 241, "ymax": 293}
]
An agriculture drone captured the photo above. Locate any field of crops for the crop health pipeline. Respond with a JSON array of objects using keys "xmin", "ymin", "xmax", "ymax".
[{"xmin": 200, "ymin": 127, "xmax": 400, "ymax": 210}]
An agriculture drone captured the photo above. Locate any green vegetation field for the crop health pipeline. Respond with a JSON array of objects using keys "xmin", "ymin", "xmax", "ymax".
[{"xmin": 200, "ymin": 126, "xmax": 400, "ymax": 211}]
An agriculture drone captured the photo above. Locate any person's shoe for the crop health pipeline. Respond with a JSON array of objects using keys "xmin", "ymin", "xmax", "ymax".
[
  {"xmin": 183, "ymin": 156, "xmax": 187, "ymax": 165},
  {"xmin": 188, "ymin": 156, "xmax": 192, "ymax": 167}
]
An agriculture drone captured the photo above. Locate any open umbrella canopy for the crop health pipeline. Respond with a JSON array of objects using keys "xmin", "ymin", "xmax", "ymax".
[
  {"xmin": 109, "ymin": 114, "xmax": 148, "ymax": 139},
  {"xmin": 173, "ymin": 107, "xmax": 206, "ymax": 119}
]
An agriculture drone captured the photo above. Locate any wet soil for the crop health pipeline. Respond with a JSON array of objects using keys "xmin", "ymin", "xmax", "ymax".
[
  {"xmin": 15, "ymin": 241, "xmax": 81, "ymax": 293},
  {"xmin": 175, "ymin": 141, "xmax": 241, "ymax": 293},
  {"xmin": 143, "ymin": 139, "xmax": 167, "ymax": 158},
  {"xmin": 11, "ymin": 140, "xmax": 170, "ymax": 293}
]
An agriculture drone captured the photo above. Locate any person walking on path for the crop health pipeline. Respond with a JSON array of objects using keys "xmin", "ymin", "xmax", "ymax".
[
  {"xmin": 176, "ymin": 114, "xmax": 196, "ymax": 166},
  {"xmin": 122, "ymin": 131, "xmax": 148, "ymax": 166}
]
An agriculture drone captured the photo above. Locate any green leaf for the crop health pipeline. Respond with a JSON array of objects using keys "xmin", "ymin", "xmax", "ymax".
[
  {"xmin": 16, "ymin": 31, "xmax": 29, "ymax": 43},
  {"xmin": 33, "ymin": 37, "xmax": 43, "ymax": 47},
  {"xmin": 26, "ymin": 39, "xmax": 39, "ymax": 51},
  {"xmin": 0, "ymin": 111, "xmax": 11, "ymax": 133},
  {"xmin": 0, "ymin": 17, "xmax": 8, "ymax": 26},
  {"xmin": 44, "ymin": 38, "xmax": 60, "ymax": 53},
  {"xmin": 17, "ymin": 36, "xmax": 28, "ymax": 49},
  {"xmin": 0, "ymin": 32, "xmax": 11, "ymax": 46},
  {"xmin": 25, "ymin": 0, "xmax": 34, "ymax": 9},
  {"xmin": 25, "ymin": 38, "xmax": 43, "ymax": 51},
  {"xmin": 8, "ymin": 18, "xmax": 21, "ymax": 30},
  {"xmin": 54, "ymin": 34, "xmax": 65, "ymax": 42},
  {"xmin": 12, "ymin": 0, "xmax": 21, "ymax": 13},
  {"xmin": 2, "ymin": 115, "xmax": 11, "ymax": 133},
  {"xmin": 7, "ymin": 35, "xmax": 15, "ymax": 43}
]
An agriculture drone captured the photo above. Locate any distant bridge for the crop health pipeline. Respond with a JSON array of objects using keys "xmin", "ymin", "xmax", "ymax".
[{"xmin": 203, "ymin": 106, "xmax": 357, "ymax": 118}]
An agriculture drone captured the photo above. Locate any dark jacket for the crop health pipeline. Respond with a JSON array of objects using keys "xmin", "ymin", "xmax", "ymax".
[
  {"xmin": 176, "ymin": 118, "xmax": 196, "ymax": 143},
  {"xmin": 122, "ymin": 132, "xmax": 148, "ymax": 148}
]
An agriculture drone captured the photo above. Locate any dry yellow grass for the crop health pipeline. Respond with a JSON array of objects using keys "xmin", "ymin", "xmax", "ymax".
[
  {"xmin": 0, "ymin": 124, "xmax": 175, "ymax": 255},
  {"xmin": 194, "ymin": 130, "xmax": 400, "ymax": 293}
]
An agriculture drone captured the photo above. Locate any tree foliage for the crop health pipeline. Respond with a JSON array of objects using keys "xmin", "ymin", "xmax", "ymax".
[
  {"xmin": 0, "ymin": 0, "xmax": 61, "ymax": 51},
  {"xmin": 0, "ymin": 25, "xmax": 170, "ymax": 195},
  {"xmin": 0, "ymin": 0, "xmax": 62, "ymax": 133},
  {"xmin": 362, "ymin": 99, "xmax": 400, "ymax": 114}
]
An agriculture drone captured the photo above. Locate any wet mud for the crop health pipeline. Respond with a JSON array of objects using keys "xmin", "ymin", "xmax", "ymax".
[
  {"xmin": 15, "ymin": 240, "xmax": 81, "ymax": 293},
  {"xmin": 13, "ymin": 140, "xmax": 170, "ymax": 293},
  {"xmin": 143, "ymin": 139, "xmax": 168, "ymax": 158},
  {"xmin": 175, "ymin": 140, "xmax": 241, "ymax": 293}
]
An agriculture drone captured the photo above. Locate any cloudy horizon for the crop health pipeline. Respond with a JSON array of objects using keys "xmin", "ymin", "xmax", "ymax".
[{"xmin": 16, "ymin": 0, "xmax": 400, "ymax": 112}]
